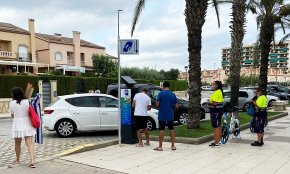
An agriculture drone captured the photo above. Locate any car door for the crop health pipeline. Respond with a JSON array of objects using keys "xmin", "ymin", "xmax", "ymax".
[
  {"xmin": 67, "ymin": 96, "xmax": 100, "ymax": 130},
  {"xmin": 238, "ymin": 91, "xmax": 249, "ymax": 109},
  {"xmin": 98, "ymin": 96, "xmax": 118, "ymax": 129}
]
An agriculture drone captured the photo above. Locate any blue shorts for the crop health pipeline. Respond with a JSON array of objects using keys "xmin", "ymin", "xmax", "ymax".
[
  {"xmin": 210, "ymin": 108, "xmax": 223, "ymax": 128},
  {"xmin": 253, "ymin": 111, "xmax": 267, "ymax": 133}
]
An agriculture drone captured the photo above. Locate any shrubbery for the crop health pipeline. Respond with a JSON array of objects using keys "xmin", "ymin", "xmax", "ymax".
[{"xmin": 0, "ymin": 75, "xmax": 186, "ymax": 98}]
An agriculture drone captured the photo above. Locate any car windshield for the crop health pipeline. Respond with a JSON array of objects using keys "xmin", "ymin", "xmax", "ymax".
[{"xmin": 150, "ymin": 89, "xmax": 161, "ymax": 100}]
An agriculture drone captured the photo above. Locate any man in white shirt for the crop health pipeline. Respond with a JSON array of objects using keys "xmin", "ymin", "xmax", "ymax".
[{"xmin": 132, "ymin": 88, "xmax": 151, "ymax": 147}]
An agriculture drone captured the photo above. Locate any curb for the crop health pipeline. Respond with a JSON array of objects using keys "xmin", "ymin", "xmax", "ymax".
[
  {"xmin": 0, "ymin": 113, "xmax": 11, "ymax": 120},
  {"xmin": 148, "ymin": 112, "xmax": 288, "ymax": 145},
  {"xmin": 0, "ymin": 116, "xmax": 11, "ymax": 120},
  {"xmin": 53, "ymin": 139, "xmax": 118, "ymax": 158}
]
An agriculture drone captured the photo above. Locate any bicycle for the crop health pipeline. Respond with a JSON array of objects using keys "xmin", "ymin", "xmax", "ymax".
[{"xmin": 221, "ymin": 103, "xmax": 241, "ymax": 144}]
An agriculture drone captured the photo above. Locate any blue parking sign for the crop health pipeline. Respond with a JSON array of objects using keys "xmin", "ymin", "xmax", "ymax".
[{"xmin": 120, "ymin": 39, "xmax": 139, "ymax": 55}]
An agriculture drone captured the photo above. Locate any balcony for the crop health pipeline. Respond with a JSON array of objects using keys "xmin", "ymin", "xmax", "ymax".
[
  {"xmin": 81, "ymin": 61, "xmax": 85, "ymax": 66},
  {"xmin": 0, "ymin": 51, "xmax": 13, "ymax": 58},
  {"xmin": 67, "ymin": 59, "xmax": 74, "ymax": 65},
  {"xmin": 222, "ymin": 61, "xmax": 229, "ymax": 65}
]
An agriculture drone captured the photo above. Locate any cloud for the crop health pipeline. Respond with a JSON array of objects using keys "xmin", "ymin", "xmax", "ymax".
[{"xmin": 0, "ymin": 0, "xmax": 270, "ymax": 71}]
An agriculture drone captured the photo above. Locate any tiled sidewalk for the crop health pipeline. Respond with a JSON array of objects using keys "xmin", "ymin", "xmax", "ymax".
[{"xmin": 62, "ymin": 115, "xmax": 290, "ymax": 174}]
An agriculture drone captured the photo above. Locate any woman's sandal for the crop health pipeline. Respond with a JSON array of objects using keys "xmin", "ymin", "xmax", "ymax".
[
  {"xmin": 171, "ymin": 146, "xmax": 176, "ymax": 151},
  {"xmin": 144, "ymin": 142, "xmax": 150, "ymax": 146},
  {"xmin": 136, "ymin": 143, "xmax": 143, "ymax": 147},
  {"xmin": 153, "ymin": 147, "xmax": 163, "ymax": 151},
  {"xmin": 28, "ymin": 163, "xmax": 36, "ymax": 168},
  {"xmin": 12, "ymin": 160, "xmax": 20, "ymax": 165}
]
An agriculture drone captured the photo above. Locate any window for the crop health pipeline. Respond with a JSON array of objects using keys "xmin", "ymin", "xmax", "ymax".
[
  {"xmin": 150, "ymin": 89, "xmax": 162, "ymax": 100},
  {"xmin": 55, "ymin": 52, "xmax": 62, "ymax": 61},
  {"xmin": 67, "ymin": 52, "xmax": 73, "ymax": 60},
  {"xmin": 239, "ymin": 91, "xmax": 249, "ymax": 98},
  {"xmin": 18, "ymin": 45, "xmax": 28, "ymax": 60},
  {"xmin": 80, "ymin": 53, "xmax": 85, "ymax": 62},
  {"xmin": 66, "ymin": 96, "xmax": 98, "ymax": 107},
  {"xmin": 224, "ymin": 92, "xmax": 231, "ymax": 98},
  {"xmin": 98, "ymin": 96, "xmax": 118, "ymax": 108}
]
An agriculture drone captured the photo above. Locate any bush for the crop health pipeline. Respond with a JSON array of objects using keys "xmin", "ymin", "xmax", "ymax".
[{"xmin": 0, "ymin": 75, "xmax": 187, "ymax": 98}]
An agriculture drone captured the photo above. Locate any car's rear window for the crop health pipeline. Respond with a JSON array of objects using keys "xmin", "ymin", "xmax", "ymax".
[{"xmin": 48, "ymin": 97, "xmax": 60, "ymax": 107}]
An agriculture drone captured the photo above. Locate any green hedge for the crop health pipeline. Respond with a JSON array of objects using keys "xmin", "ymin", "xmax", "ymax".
[
  {"xmin": 0, "ymin": 75, "xmax": 186, "ymax": 98},
  {"xmin": 0, "ymin": 75, "xmax": 39, "ymax": 98}
]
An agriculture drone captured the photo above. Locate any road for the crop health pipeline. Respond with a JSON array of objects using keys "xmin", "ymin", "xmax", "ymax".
[{"xmin": 0, "ymin": 118, "xmax": 117, "ymax": 167}]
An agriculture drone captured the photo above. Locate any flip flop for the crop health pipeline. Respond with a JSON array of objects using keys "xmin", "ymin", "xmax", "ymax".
[
  {"xmin": 13, "ymin": 160, "xmax": 20, "ymax": 165},
  {"xmin": 28, "ymin": 163, "xmax": 36, "ymax": 168},
  {"xmin": 144, "ymin": 142, "xmax": 150, "ymax": 146},
  {"xmin": 153, "ymin": 147, "xmax": 163, "ymax": 151},
  {"xmin": 171, "ymin": 146, "xmax": 176, "ymax": 150},
  {"xmin": 136, "ymin": 144, "xmax": 143, "ymax": 147}
]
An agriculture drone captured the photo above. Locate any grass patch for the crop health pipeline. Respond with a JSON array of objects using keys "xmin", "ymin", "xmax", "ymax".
[{"xmin": 150, "ymin": 112, "xmax": 282, "ymax": 138}]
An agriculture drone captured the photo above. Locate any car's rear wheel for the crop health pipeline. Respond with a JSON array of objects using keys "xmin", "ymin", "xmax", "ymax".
[
  {"xmin": 243, "ymin": 102, "xmax": 250, "ymax": 112},
  {"xmin": 147, "ymin": 118, "xmax": 156, "ymax": 131},
  {"xmin": 56, "ymin": 119, "xmax": 76, "ymax": 138},
  {"xmin": 178, "ymin": 112, "xmax": 188, "ymax": 125},
  {"xmin": 268, "ymin": 99, "xmax": 275, "ymax": 107}
]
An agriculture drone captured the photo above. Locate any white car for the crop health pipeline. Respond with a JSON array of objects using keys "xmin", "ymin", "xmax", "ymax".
[
  {"xmin": 201, "ymin": 89, "xmax": 279, "ymax": 112},
  {"xmin": 201, "ymin": 86, "xmax": 212, "ymax": 91},
  {"xmin": 43, "ymin": 93, "xmax": 159, "ymax": 137}
]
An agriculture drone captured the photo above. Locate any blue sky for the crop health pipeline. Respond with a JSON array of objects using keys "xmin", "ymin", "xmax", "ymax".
[{"xmin": 0, "ymin": 0, "xmax": 286, "ymax": 71}]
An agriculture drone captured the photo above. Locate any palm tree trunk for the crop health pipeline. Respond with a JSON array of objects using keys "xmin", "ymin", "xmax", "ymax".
[
  {"xmin": 259, "ymin": 19, "xmax": 274, "ymax": 92},
  {"xmin": 185, "ymin": 0, "xmax": 208, "ymax": 129},
  {"xmin": 229, "ymin": 0, "xmax": 246, "ymax": 114}
]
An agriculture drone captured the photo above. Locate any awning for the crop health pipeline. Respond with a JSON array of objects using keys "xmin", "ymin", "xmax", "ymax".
[
  {"xmin": 0, "ymin": 60, "xmax": 49, "ymax": 68},
  {"xmin": 56, "ymin": 65, "xmax": 85, "ymax": 73}
]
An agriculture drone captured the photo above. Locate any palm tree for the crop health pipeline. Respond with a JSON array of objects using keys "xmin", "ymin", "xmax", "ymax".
[
  {"xmin": 248, "ymin": 0, "xmax": 290, "ymax": 92},
  {"xmin": 131, "ymin": 0, "xmax": 220, "ymax": 128},
  {"xmin": 228, "ymin": 0, "xmax": 247, "ymax": 115}
]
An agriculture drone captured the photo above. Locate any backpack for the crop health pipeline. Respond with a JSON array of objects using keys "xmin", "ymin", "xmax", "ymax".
[{"xmin": 247, "ymin": 103, "xmax": 256, "ymax": 117}]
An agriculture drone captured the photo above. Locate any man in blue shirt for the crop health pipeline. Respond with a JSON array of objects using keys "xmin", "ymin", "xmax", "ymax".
[{"xmin": 154, "ymin": 82, "xmax": 178, "ymax": 151}]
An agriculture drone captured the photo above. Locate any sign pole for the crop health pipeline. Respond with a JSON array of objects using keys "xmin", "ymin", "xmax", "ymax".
[{"xmin": 117, "ymin": 9, "xmax": 122, "ymax": 146}]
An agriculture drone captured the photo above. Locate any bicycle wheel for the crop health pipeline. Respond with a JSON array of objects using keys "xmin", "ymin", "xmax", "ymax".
[
  {"xmin": 233, "ymin": 121, "xmax": 240, "ymax": 137},
  {"xmin": 221, "ymin": 124, "xmax": 230, "ymax": 144}
]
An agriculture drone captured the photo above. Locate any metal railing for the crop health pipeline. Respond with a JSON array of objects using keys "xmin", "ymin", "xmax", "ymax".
[{"xmin": 0, "ymin": 51, "xmax": 13, "ymax": 58}]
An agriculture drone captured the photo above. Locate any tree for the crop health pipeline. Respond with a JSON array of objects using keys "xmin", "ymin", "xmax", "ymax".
[
  {"xmin": 249, "ymin": 0, "xmax": 290, "ymax": 92},
  {"xmin": 164, "ymin": 68, "xmax": 180, "ymax": 80},
  {"xmin": 121, "ymin": 67, "xmax": 164, "ymax": 80},
  {"xmin": 228, "ymin": 0, "xmax": 247, "ymax": 115},
  {"xmin": 131, "ymin": 0, "xmax": 221, "ymax": 128},
  {"xmin": 91, "ymin": 54, "xmax": 117, "ymax": 77}
]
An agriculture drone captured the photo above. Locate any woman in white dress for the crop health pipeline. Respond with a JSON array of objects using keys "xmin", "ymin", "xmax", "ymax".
[{"xmin": 9, "ymin": 87, "xmax": 36, "ymax": 168}]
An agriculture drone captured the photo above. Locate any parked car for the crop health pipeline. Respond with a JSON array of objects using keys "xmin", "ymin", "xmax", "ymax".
[
  {"xmin": 267, "ymin": 85, "xmax": 290, "ymax": 100},
  {"xmin": 107, "ymin": 80, "xmax": 205, "ymax": 125},
  {"xmin": 243, "ymin": 86, "xmax": 288, "ymax": 101},
  {"xmin": 201, "ymin": 86, "xmax": 212, "ymax": 91},
  {"xmin": 201, "ymin": 89, "xmax": 279, "ymax": 112},
  {"xmin": 43, "ymin": 93, "xmax": 159, "ymax": 137}
]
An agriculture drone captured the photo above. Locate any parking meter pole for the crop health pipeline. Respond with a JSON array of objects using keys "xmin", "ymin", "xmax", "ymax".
[{"xmin": 117, "ymin": 10, "xmax": 122, "ymax": 146}]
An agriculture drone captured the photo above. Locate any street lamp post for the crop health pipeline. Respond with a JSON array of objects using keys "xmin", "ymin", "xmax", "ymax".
[
  {"xmin": 184, "ymin": 66, "xmax": 188, "ymax": 98},
  {"xmin": 117, "ymin": 9, "xmax": 122, "ymax": 146}
]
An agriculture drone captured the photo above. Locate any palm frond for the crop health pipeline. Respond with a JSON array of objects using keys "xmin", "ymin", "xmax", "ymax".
[
  {"xmin": 131, "ymin": 0, "xmax": 147, "ymax": 37},
  {"xmin": 212, "ymin": 0, "xmax": 221, "ymax": 28},
  {"xmin": 247, "ymin": 0, "xmax": 258, "ymax": 13},
  {"xmin": 279, "ymin": 33, "xmax": 290, "ymax": 44}
]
